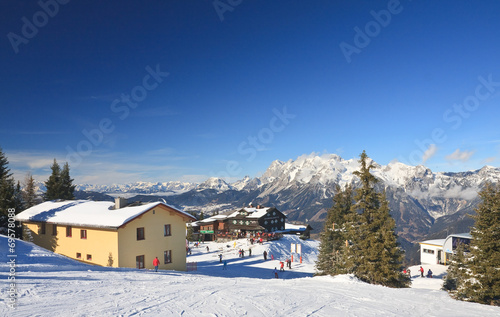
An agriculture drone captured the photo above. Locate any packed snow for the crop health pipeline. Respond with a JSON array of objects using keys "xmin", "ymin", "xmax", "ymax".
[{"xmin": 1, "ymin": 235, "xmax": 499, "ymax": 316}]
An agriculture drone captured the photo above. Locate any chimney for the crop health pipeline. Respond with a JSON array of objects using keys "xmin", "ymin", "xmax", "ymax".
[{"xmin": 115, "ymin": 197, "xmax": 127, "ymax": 209}]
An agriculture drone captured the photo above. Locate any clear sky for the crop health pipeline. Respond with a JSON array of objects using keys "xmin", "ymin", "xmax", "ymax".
[{"xmin": 1, "ymin": 0, "xmax": 500, "ymax": 185}]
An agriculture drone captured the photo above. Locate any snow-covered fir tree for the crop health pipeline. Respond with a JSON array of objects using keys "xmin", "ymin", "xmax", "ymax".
[
  {"xmin": 450, "ymin": 183, "xmax": 500, "ymax": 306},
  {"xmin": 44, "ymin": 159, "xmax": 75, "ymax": 201},
  {"xmin": 349, "ymin": 151, "xmax": 410, "ymax": 288},
  {"xmin": 316, "ymin": 184, "xmax": 354, "ymax": 275}
]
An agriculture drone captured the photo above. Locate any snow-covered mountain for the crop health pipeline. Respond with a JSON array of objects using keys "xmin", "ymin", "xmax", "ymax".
[
  {"xmin": 75, "ymin": 181, "xmax": 197, "ymax": 196},
  {"xmin": 72, "ymin": 152, "xmax": 499, "ymax": 260},
  {"xmin": 196, "ymin": 177, "xmax": 233, "ymax": 192}
]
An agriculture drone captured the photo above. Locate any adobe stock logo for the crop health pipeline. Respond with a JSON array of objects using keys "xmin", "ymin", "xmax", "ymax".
[
  {"xmin": 399, "ymin": 74, "xmax": 500, "ymax": 166},
  {"xmin": 212, "ymin": 0, "xmax": 243, "ymax": 22},
  {"xmin": 339, "ymin": 0, "xmax": 409, "ymax": 63},
  {"xmin": 65, "ymin": 64, "xmax": 169, "ymax": 166},
  {"xmin": 7, "ymin": 0, "xmax": 70, "ymax": 54},
  {"xmin": 210, "ymin": 107, "xmax": 296, "ymax": 181}
]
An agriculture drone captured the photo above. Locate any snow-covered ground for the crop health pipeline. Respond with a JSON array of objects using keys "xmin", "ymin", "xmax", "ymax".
[{"xmin": 1, "ymin": 235, "xmax": 499, "ymax": 316}]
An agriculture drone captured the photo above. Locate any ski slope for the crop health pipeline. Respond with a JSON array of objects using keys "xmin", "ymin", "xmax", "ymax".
[{"xmin": 1, "ymin": 235, "xmax": 499, "ymax": 316}]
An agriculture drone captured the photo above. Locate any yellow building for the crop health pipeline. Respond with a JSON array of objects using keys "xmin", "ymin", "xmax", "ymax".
[{"xmin": 15, "ymin": 198, "xmax": 195, "ymax": 271}]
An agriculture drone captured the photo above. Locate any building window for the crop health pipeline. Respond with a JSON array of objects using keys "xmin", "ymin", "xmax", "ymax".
[
  {"xmin": 76, "ymin": 253, "xmax": 81, "ymax": 259},
  {"xmin": 164, "ymin": 250, "xmax": 172, "ymax": 264},
  {"xmin": 136, "ymin": 255, "xmax": 145, "ymax": 269},
  {"xmin": 86, "ymin": 254, "xmax": 92, "ymax": 261},
  {"xmin": 137, "ymin": 227, "xmax": 145, "ymax": 240},
  {"xmin": 40, "ymin": 222, "xmax": 46, "ymax": 235},
  {"xmin": 164, "ymin": 224, "xmax": 171, "ymax": 236},
  {"xmin": 423, "ymin": 248, "xmax": 435, "ymax": 254},
  {"xmin": 52, "ymin": 224, "xmax": 57, "ymax": 236},
  {"xmin": 66, "ymin": 226, "xmax": 72, "ymax": 237},
  {"xmin": 81, "ymin": 229, "xmax": 87, "ymax": 239}
]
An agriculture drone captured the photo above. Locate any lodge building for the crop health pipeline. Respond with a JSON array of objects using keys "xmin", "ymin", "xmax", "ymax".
[
  {"xmin": 15, "ymin": 198, "xmax": 196, "ymax": 271},
  {"xmin": 192, "ymin": 205, "xmax": 287, "ymax": 241}
]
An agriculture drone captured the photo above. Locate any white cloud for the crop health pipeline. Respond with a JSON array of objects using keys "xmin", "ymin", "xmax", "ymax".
[
  {"xmin": 445, "ymin": 149, "xmax": 474, "ymax": 162},
  {"xmin": 481, "ymin": 157, "xmax": 496, "ymax": 164},
  {"xmin": 422, "ymin": 144, "xmax": 437, "ymax": 163}
]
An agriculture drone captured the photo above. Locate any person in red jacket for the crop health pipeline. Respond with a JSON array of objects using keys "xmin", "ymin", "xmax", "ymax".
[
  {"xmin": 153, "ymin": 257, "xmax": 160, "ymax": 272},
  {"xmin": 419, "ymin": 266, "xmax": 424, "ymax": 277}
]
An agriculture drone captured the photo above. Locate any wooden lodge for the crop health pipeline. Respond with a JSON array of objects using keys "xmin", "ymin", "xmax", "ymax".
[{"xmin": 190, "ymin": 205, "xmax": 287, "ymax": 242}]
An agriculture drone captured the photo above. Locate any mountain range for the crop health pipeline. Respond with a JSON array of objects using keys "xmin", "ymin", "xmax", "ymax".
[{"xmin": 66, "ymin": 153, "xmax": 500, "ymax": 264}]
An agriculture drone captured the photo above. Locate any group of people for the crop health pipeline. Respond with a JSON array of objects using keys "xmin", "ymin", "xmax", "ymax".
[
  {"xmin": 402, "ymin": 266, "xmax": 433, "ymax": 278},
  {"xmin": 418, "ymin": 266, "xmax": 433, "ymax": 278}
]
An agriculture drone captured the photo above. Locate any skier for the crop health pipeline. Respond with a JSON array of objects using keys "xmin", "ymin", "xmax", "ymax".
[
  {"xmin": 286, "ymin": 258, "xmax": 291, "ymax": 269},
  {"xmin": 219, "ymin": 253, "xmax": 223, "ymax": 263},
  {"xmin": 153, "ymin": 257, "xmax": 160, "ymax": 272},
  {"xmin": 274, "ymin": 267, "xmax": 279, "ymax": 279},
  {"xmin": 248, "ymin": 248, "xmax": 252, "ymax": 257},
  {"xmin": 280, "ymin": 261, "xmax": 285, "ymax": 272},
  {"xmin": 263, "ymin": 250, "xmax": 267, "ymax": 261},
  {"xmin": 419, "ymin": 266, "xmax": 424, "ymax": 277},
  {"xmin": 206, "ymin": 246, "xmax": 209, "ymax": 252},
  {"xmin": 223, "ymin": 260, "xmax": 227, "ymax": 270}
]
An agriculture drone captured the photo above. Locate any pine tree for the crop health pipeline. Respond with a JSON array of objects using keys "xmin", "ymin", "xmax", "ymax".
[
  {"xmin": 316, "ymin": 184, "xmax": 354, "ymax": 275},
  {"xmin": 443, "ymin": 242, "xmax": 470, "ymax": 299},
  {"xmin": 350, "ymin": 151, "xmax": 409, "ymax": 288},
  {"xmin": 461, "ymin": 183, "xmax": 500, "ymax": 305},
  {"xmin": 186, "ymin": 225, "xmax": 194, "ymax": 241},
  {"xmin": 0, "ymin": 147, "xmax": 11, "ymax": 180},
  {"xmin": 0, "ymin": 147, "xmax": 22, "ymax": 234},
  {"xmin": 22, "ymin": 172, "xmax": 39, "ymax": 209},
  {"xmin": 60, "ymin": 162, "xmax": 75, "ymax": 200},
  {"xmin": 44, "ymin": 159, "xmax": 62, "ymax": 201}
]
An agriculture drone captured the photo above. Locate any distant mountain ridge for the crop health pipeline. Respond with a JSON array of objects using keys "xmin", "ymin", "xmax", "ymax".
[{"xmin": 66, "ymin": 152, "xmax": 499, "ymax": 264}]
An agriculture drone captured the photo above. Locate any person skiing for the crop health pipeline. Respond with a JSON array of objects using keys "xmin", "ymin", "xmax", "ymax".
[
  {"xmin": 263, "ymin": 250, "xmax": 267, "ymax": 261},
  {"xmin": 419, "ymin": 266, "xmax": 424, "ymax": 277},
  {"xmin": 286, "ymin": 258, "xmax": 292, "ymax": 269},
  {"xmin": 153, "ymin": 257, "xmax": 160, "ymax": 272},
  {"xmin": 248, "ymin": 248, "xmax": 252, "ymax": 256},
  {"xmin": 219, "ymin": 253, "xmax": 223, "ymax": 263},
  {"xmin": 223, "ymin": 260, "xmax": 227, "ymax": 270},
  {"xmin": 274, "ymin": 267, "xmax": 279, "ymax": 279},
  {"xmin": 280, "ymin": 261, "xmax": 285, "ymax": 272}
]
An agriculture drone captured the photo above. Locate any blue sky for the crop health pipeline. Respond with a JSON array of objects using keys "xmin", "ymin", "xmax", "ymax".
[{"xmin": 1, "ymin": 0, "xmax": 500, "ymax": 185}]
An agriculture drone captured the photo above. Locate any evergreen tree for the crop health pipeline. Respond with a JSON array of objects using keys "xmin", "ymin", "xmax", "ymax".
[
  {"xmin": 0, "ymin": 147, "xmax": 22, "ymax": 234},
  {"xmin": 316, "ymin": 184, "xmax": 354, "ymax": 275},
  {"xmin": 60, "ymin": 162, "xmax": 75, "ymax": 200},
  {"xmin": 350, "ymin": 151, "xmax": 409, "ymax": 288},
  {"xmin": 443, "ymin": 242, "xmax": 470, "ymax": 300},
  {"xmin": 44, "ymin": 159, "xmax": 62, "ymax": 201},
  {"xmin": 186, "ymin": 225, "xmax": 194, "ymax": 241},
  {"xmin": 0, "ymin": 147, "xmax": 11, "ymax": 180},
  {"xmin": 22, "ymin": 172, "xmax": 39, "ymax": 209},
  {"xmin": 461, "ymin": 183, "xmax": 500, "ymax": 305},
  {"xmin": 44, "ymin": 160, "xmax": 75, "ymax": 201}
]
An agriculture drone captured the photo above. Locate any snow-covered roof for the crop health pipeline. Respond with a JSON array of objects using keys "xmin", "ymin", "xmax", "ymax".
[
  {"xmin": 198, "ymin": 214, "xmax": 228, "ymax": 223},
  {"xmin": 284, "ymin": 223, "xmax": 307, "ymax": 231},
  {"xmin": 447, "ymin": 233, "xmax": 472, "ymax": 239},
  {"xmin": 246, "ymin": 208, "xmax": 270, "ymax": 219},
  {"xmin": 419, "ymin": 239, "xmax": 445, "ymax": 246},
  {"xmin": 15, "ymin": 200, "xmax": 195, "ymax": 229}
]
